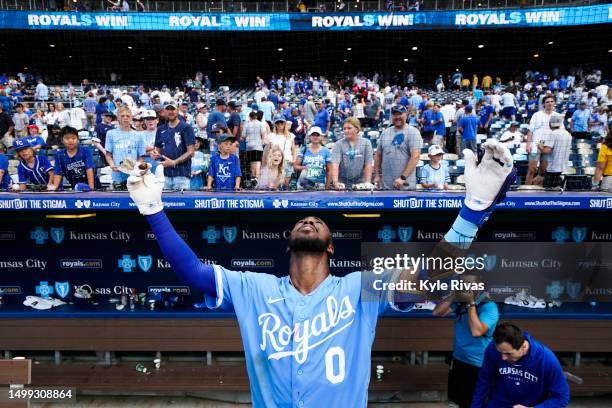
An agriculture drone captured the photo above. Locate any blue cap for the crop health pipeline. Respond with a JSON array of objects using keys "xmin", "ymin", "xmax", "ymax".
[
  {"xmin": 279, "ymin": 98, "xmax": 287, "ymax": 104},
  {"xmin": 218, "ymin": 133, "xmax": 236, "ymax": 143},
  {"xmin": 391, "ymin": 105, "xmax": 407, "ymax": 114},
  {"xmin": 12, "ymin": 138, "xmax": 31, "ymax": 151},
  {"xmin": 273, "ymin": 114, "xmax": 286, "ymax": 123},
  {"xmin": 74, "ymin": 182, "xmax": 91, "ymax": 192},
  {"xmin": 465, "ymin": 105, "xmax": 473, "ymax": 112},
  {"xmin": 250, "ymin": 103, "xmax": 259, "ymax": 110},
  {"xmin": 211, "ymin": 123, "xmax": 226, "ymax": 133}
]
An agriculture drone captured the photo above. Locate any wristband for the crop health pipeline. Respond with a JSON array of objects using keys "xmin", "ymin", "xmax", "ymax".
[{"xmin": 444, "ymin": 214, "xmax": 479, "ymax": 248}]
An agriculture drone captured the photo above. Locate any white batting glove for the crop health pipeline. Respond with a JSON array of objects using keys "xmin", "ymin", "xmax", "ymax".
[
  {"xmin": 127, "ymin": 163, "xmax": 165, "ymax": 215},
  {"xmin": 463, "ymin": 139, "xmax": 515, "ymax": 212}
]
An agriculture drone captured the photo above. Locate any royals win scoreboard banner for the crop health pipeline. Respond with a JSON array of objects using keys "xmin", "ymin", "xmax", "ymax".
[{"xmin": 0, "ymin": 4, "xmax": 609, "ymax": 31}]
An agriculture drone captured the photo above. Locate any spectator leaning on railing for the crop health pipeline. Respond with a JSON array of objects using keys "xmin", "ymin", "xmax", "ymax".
[
  {"xmin": 294, "ymin": 126, "xmax": 332, "ymax": 189},
  {"xmin": 151, "ymin": 102, "xmax": 195, "ymax": 191},
  {"xmin": 11, "ymin": 138, "xmax": 54, "ymax": 191},
  {"xmin": 374, "ymin": 105, "xmax": 422, "ymax": 190},
  {"xmin": 49, "ymin": 126, "xmax": 98, "ymax": 191},
  {"xmin": 104, "ymin": 106, "xmax": 145, "ymax": 190},
  {"xmin": 330, "ymin": 117, "xmax": 373, "ymax": 189}
]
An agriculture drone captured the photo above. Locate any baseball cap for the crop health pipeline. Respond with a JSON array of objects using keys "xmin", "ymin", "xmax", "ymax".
[
  {"xmin": 211, "ymin": 123, "xmax": 226, "ymax": 133},
  {"xmin": 509, "ymin": 121, "xmax": 520, "ymax": 127},
  {"xmin": 142, "ymin": 109, "xmax": 157, "ymax": 119},
  {"xmin": 549, "ymin": 115, "xmax": 563, "ymax": 128},
  {"xmin": 180, "ymin": 101, "xmax": 189, "ymax": 106},
  {"xmin": 196, "ymin": 102, "xmax": 206, "ymax": 110},
  {"xmin": 215, "ymin": 98, "xmax": 226, "ymax": 106},
  {"xmin": 13, "ymin": 138, "xmax": 31, "ymax": 151},
  {"xmin": 464, "ymin": 105, "xmax": 473, "ymax": 112},
  {"xmin": 164, "ymin": 102, "xmax": 177, "ymax": 110},
  {"xmin": 279, "ymin": 98, "xmax": 287, "ymax": 104},
  {"xmin": 273, "ymin": 114, "xmax": 286, "ymax": 123},
  {"xmin": 74, "ymin": 182, "xmax": 91, "ymax": 192},
  {"xmin": 391, "ymin": 105, "xmax": 407, "ymax": 114},
  {"xmin": 307, "ymin": 126, "xmax": 323, "ymax": 136},
  {"xmin": 27, "ymin": 124, "xmax": 39, "ymax": 131},
  {"xmin": 218, "ymin": 133, "xmax": 236, "ymax": 143},
  {"xmin": 250, "ymin": 103, "xmax": 259, "ymax": 111},
  {"xmin": 227, "ymin": 100, "xmax": 237, "ymax": 109},
  {"xmin": 102, "ymin": 110, "xmax": 115, "ymax": 117},
  {"xmin": 428, "ymin": 145, "xmax": 444, "ymax": 156}
]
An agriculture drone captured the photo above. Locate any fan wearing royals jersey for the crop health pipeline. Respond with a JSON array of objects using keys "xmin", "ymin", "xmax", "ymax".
[
  {"xmin": 127, "ymin": 140, "xmax": 516, "ymax": 408},
  {"xmin": 49, "ymin": 126, "xmax": 98, "ymax": 191},
  {"xmin": 11, "ymin": 138, "xmax": 54, "ymax": 191}
]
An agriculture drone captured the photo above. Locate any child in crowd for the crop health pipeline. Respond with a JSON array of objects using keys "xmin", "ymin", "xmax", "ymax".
[
  {"xmin": 407, "ymin": 106, "xmax": 419, "ymax": 127},
  {"xmin": 11, "ymin": 138, "xmax": 54, "ymax": 191},
  {"xmin": 420, "ymin": 144, "xmax": 450, "ymax": 190},
  {"xmin": 25, "ymin": 125, "xmax": 46, "ymax": 151},
  {"xmin": 258, "ymin": 145, "xmax": 285, "ymax": 190},
  {"xmin": 294, "ymin": 126, "xmax": 332, "ymax": 189},
  {"xmin": 50, "ymin": 126, "xmax": 98, "ymax": 191},
  {"xmin": 190, "ymin": 136, "xmax": 207, "ymax": 190},
  {"xmin": 206, "ymin": 132, "xmax": 241, "ymax": 190}
]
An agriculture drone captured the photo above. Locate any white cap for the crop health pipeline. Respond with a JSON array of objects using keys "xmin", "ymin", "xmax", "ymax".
[
  {"xmin": 142, "ymin": 109, "xmax": 157, "ymax": 119},
  {"xmin": 307, "ymin": 126, "xmax": 323, "ymax": 136},
  {"xmin": 428, "ymin": 145, "xmax": 444, "ymax": 156}
]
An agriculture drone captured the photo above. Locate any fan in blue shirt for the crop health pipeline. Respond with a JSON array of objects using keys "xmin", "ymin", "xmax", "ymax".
[
  {"xmin": 154, "ymin": 104, "xmax": 196, "ymax": 179},
  {"xmin": 478, "ymin": 103, "xmax": 495, "ymax": 130},
  {"xmin": 206, "ymin": 134, "xmax": 241, "ymax": 190},
  {"xmin": 13, "ymin": 138, "xmax": 54, "ymax": 191},
  {"xmin": 51, "ymin": 126, "xmax": 98, "ymax": 191},
  {"xmin": 0, "ymin": 154, "xmax": 12, "ymax": 190},
  {"xmin": 458, "ymin": 107, "xmax": 479, "ymax": 143}
]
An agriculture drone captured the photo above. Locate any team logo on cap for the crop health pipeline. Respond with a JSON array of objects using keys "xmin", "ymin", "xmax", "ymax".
[
  {"xmin": 50, "ymin": 227, "xmax": 65, "ymax": 244},
  {"xmin": 223, "ymin": 226, "xmax": 238, "ymax": 244}
]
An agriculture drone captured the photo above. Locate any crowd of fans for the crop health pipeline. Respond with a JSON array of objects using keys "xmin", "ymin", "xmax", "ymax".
[{"xmin": 0, "ymin": 67, "xmax": 610, "ymax": 193}]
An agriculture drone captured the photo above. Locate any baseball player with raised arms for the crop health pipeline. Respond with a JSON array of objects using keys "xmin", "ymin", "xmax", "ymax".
[{"xmin": 127, "ymin": 140, "xmax": 515, "ymax": 408}]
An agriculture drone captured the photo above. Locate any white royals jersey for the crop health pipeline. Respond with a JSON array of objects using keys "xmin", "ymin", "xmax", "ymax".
[{"xmin": 205, "ymin": 266, "xmax": 413, "ymax": 408}]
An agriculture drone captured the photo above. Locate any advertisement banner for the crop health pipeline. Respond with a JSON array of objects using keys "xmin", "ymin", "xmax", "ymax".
[{"xmin": 0, "ymin": 5, "xmax": 608, "ymax": 32}]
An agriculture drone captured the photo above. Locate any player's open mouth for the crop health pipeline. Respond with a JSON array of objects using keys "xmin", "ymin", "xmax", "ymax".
[{"xmin": 299, "ymin": 224, "xmax": 317, "ymax": 232}]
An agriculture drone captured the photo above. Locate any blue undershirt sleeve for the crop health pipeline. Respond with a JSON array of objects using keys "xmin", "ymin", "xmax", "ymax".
[{"xmin": 145, "ymin": 211, "xmax": 216, "ymax": 297}]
